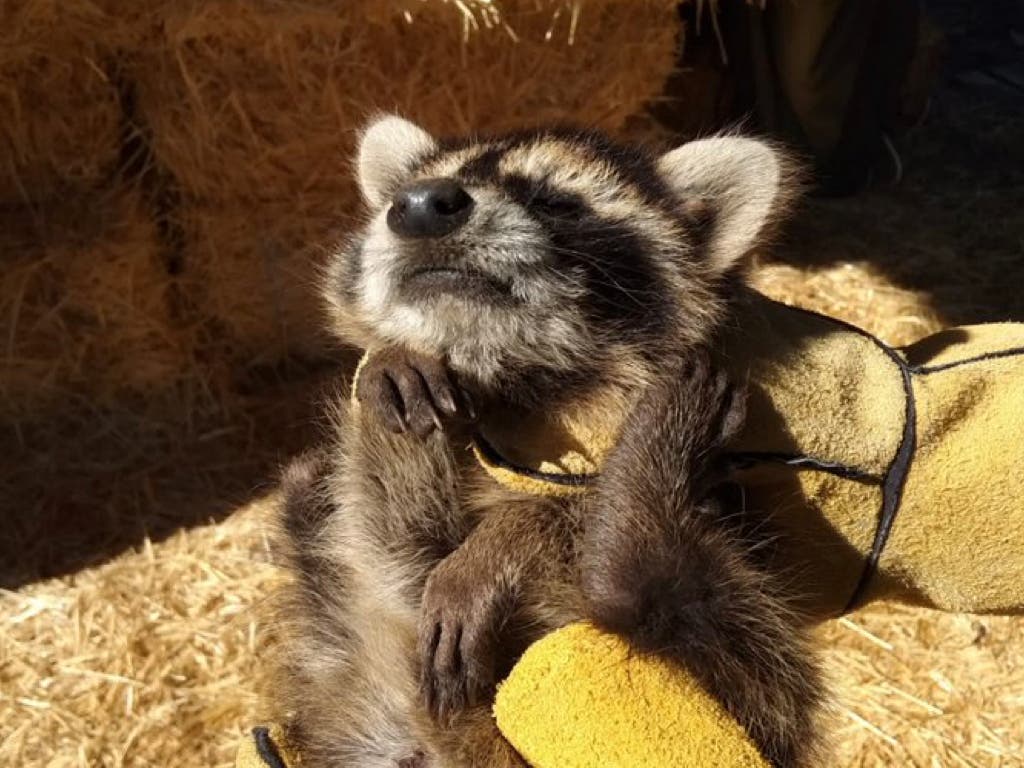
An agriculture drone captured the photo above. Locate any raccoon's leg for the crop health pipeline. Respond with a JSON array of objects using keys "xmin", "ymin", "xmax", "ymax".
[
  {"xmin": 273, "ymin": 347, "xmax": 476, "ymax": 768},
  {"xmin": 335, "ymin": 348, "xmax": 544, "ymax": 767},
  {"xmin": 339, "ymin": 345, "xmax": 488, "ymax": 588},
  {"xmin": 413, "ymin": 493, "xmax": 581, "ymax": 767},
  {"xmin": 272, "ymin": 447, "xmax": 429, "ymax": 768},
  {"xmin": 581, "ymin": 353, "xmax": 825, "ymax": 768}
]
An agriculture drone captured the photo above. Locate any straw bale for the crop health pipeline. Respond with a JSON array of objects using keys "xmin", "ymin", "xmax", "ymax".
[
  {"xmin": 0, "ymin": 189, "xmax": 192, "ymax": 417},
  {"xmin": 0, "ymin": 1, "xmax": 125, "ymax": 203},
  {"xmin": 0, "ymin": 362, "xmax": 331, "ymax": 590},
  {"xmin": 135, "ymin": 0, "xmax": 679, "ymax": 204},
  {"xmin": 177, "ymin": 200, "xmax": 336, "ymax": 367},
  {"xmin": 1, "ymin": 0, "xmax": 681, "ymax": 402}
]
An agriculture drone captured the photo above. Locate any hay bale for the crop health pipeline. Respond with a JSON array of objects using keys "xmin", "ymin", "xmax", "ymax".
[
  {"xmin": 137, "ymin": 0, "xmax": 678, "ymax": 202},
  {"xmin": 0, "ymin": 190, "xmax": 187, "ymax": 416},
  {"xmin": 180, "ymin": 201, "xmax": 334, "ymax": 365},
  {"xmin": 0, "ymin": 1, "xmax": 124, "ymax": 203}
]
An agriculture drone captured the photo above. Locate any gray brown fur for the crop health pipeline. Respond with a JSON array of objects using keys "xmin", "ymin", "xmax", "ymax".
[
  {"xmin": 271, "ymin": 117, "xmax": 823, "ymax": 767},
  {"xmin": 582, "ymin": 354, "xmax": 823, "ymax": 768}
]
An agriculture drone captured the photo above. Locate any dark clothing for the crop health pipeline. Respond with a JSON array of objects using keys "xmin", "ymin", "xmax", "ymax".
[{"xmin": 731, "ymin": 0, "xmax": 921, "ymax": 195}]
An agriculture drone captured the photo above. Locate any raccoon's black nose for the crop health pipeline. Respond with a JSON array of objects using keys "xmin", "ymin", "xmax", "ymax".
[{"xmin": 387, "ymin": 178, "xmax": 474, "ymax": 239}]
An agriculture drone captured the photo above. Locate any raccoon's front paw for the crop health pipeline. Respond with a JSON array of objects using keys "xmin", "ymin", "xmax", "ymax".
[
  {"xmin": 417, "ymin": 557, "xmax": 511, "ymax": 722},
  {"xmin": 356, "ymin": 347, "xmax": 475, "ymax": 438}
]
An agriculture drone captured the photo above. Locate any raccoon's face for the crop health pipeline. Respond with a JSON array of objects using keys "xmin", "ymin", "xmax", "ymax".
[{"xmin": 327, "ymin": 116, "xmax": 791, "ymax": 389}]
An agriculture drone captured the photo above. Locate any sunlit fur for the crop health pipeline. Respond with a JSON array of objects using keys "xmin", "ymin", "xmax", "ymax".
[{"xmin": 275, "ymin": 118, "xmax": 824, "ymax": 768}]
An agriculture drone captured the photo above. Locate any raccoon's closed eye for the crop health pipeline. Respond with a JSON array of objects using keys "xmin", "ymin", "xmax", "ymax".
[{"xmin": 530, "ymin": 191, "xmax": 585, "ymax": 218}]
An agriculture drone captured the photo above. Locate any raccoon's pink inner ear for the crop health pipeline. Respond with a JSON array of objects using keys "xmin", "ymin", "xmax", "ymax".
[
  {"xmin": 657, "ymin": 137, "xmax": 795, "ymax": 273},
  {"xmin": 357, "ymin": 115, "xmax": 438, "ymax": 209}
]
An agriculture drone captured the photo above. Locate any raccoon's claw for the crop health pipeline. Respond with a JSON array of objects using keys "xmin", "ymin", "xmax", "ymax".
[
  {"xmin": 397, "ymin": 751, "xmax": 429, "ymax": 768},
  {"xmin": 417, "ymin": 559, "xmax": 507, "ymax": 721},
  {"xmin": 356, "ymin": 347, "xmax": 474, "ymax": 438}
]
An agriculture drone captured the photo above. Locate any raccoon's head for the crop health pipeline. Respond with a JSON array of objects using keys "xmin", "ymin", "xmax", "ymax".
[{"xmin": 326, "ymin": 115, "xmax": 794, "ymax": 396}]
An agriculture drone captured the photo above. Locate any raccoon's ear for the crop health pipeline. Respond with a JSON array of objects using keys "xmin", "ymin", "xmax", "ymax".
[
  {"xmin": 357, "ymin": 115, "xmax": 437, "ymax": 208},
  {"xmin": 657, "ymin": 137, "xmax": 794, "ymax": 273}
]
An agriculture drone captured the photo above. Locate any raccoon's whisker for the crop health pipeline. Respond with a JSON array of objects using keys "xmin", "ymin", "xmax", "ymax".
[
  {"xmin": 535, "ymin": 261, "xmax": 655, "ymax": 309},
  {"xmin": 544, "ymin": 243, "xmax": 673, "ymax": 272}
]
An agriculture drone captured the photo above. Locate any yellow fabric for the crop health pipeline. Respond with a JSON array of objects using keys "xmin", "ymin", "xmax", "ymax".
[
  {"xmin": 475, "ymin": 297, "xmax": 906, "ymax": 493},
  {"xmin": 723, "ymin": 297, "xmax": 907, "ymax": 476},
  {"xmin": 718, "ymin": 297, "xmax": 910, "ymax": 616},
  {"xmin": 726, "ymin": 309, "xmax": 1024, "ymax": 615},
  {"xmin": 472, "ymin": 294, "xmax": 1024, "ymax": 618},
  {"xmin": 494, "ymin": 622, "xmax": 768, "ymax": 768},
  {"xmin": 470, "ymin": 442, "xmax": 587, "ymax": 498},
  {"xmin": 477, "ymin": 392, "xmax": 627, "ymax": 478},
  {"xmin": 890, "ymin": 326, "xmax": 1024, "ymax": 613},
  {"xmin": 235, "ymin": 725, "xmax": 296, "ymax": 768}
]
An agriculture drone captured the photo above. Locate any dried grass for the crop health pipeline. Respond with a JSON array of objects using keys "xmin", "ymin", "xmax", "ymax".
[
  {"xmin": 0, "ymin": 190, "xmax": 183, "ymax": 416},
  {"xmin": 180, "ymin": 202, "xmax": 334, "ymax": 366},
  {"xmin": 0, "ymin": 1, "xmax": 122, "ymax": 203},
  {"xmin": 751, "ymin": 258, "xmax": 944, "ymax": 347},
  {"xmin": 136, "ymin": 1, "xmax": 677, "ymax": 203},
  {"xmin": 0, "ymin": 497, "xmax": 281, "ymax": 768},
  {"xmin": 822, "ymin": 605, "xmax": 1024, "ymax": 766}
]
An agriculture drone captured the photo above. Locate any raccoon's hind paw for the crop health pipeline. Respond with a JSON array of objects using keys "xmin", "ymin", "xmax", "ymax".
[{"xmin": 417, "ymin": 553, "xmax": 513, "ymax": 722}]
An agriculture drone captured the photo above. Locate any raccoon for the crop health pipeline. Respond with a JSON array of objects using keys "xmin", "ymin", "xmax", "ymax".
[{"xmin": 271, "ymin": 116, "xmax": 824, "ymax": 767}]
